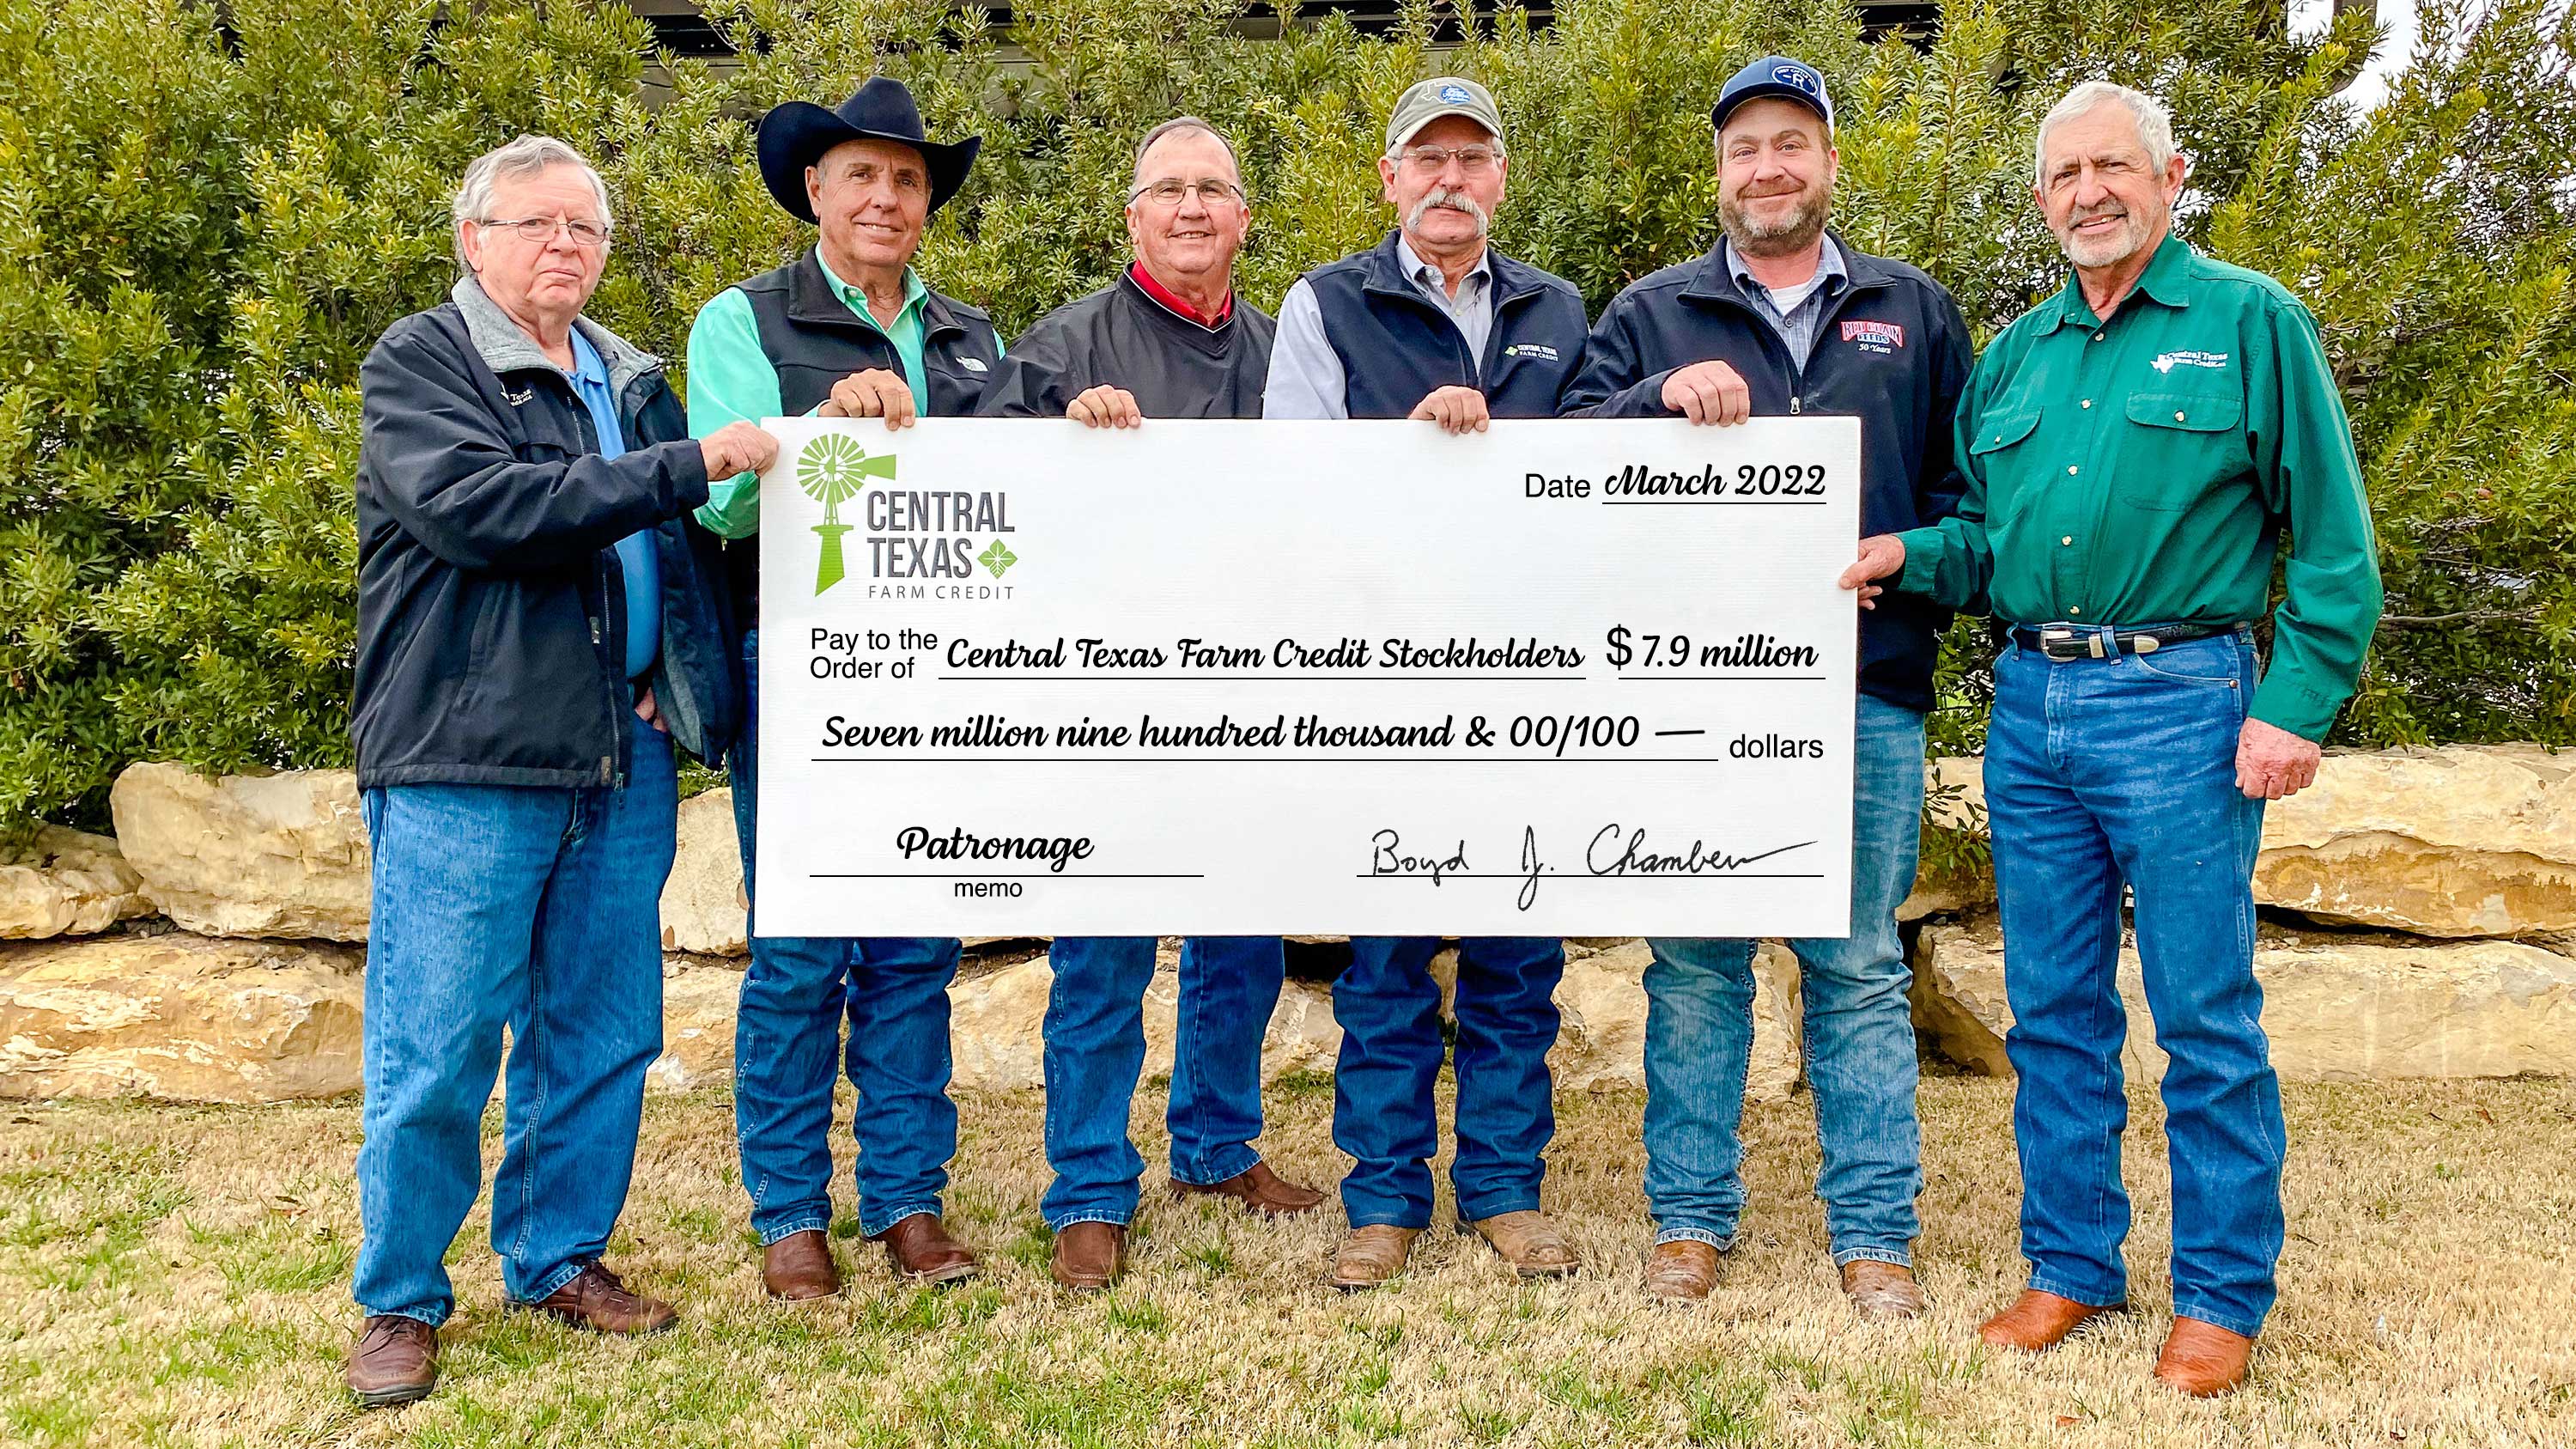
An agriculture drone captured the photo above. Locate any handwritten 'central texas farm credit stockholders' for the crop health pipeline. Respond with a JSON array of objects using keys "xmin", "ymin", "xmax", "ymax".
[{"xmin": 752, "ymin": 417, "xmax": 1862, "ymax": 938}]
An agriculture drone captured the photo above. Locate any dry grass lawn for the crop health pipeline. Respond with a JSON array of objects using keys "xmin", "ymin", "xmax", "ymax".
[{"xmin": 2, "ymin": 1074, "xmax": 2572, "ymax": 1447}]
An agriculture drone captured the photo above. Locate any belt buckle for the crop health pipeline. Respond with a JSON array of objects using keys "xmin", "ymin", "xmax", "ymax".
[{"xmin": 2037, "ymin": 626, "xmax": 2085, "ymax": 661}]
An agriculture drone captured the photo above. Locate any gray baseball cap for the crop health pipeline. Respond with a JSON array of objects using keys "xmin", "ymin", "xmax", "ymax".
[{"xmin": 1385, "ymin": 77, "xmax": 1504, "ymax": 153}]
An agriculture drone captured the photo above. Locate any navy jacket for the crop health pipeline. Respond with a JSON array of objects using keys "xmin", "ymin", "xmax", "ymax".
[
  {"xmin": 353, "ymin": 278, "xmax": 737, "ymax": 788},
  {"xmin": 1297, "ymin": 231, "xmax": 1589, "ymax": 418},
  {"xmin": 1564, "ymin": 234, "xmax": 1974, "ymax": 713}
]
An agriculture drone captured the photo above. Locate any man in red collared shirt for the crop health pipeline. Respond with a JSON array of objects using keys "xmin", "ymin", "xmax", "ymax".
[{"xmin": 974, "ymin": 118, "xmax": 1313, "ymax": 1294}]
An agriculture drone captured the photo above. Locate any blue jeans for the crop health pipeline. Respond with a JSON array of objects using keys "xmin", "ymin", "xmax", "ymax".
[
  {"xmin": 731, "ymin": 629, "xmax": 962, "ymax": 1242},
  {"xmin": 1332, "ymin": 936, "xmax": 1564, "ymax": 1227},
  {"xmin": 1040, "ymin": 935, "xmax": 1286, "ymax": 1229},
  {"xmin": 1642, "ymin": 693, "xmax": 1928, "ymax": 1266},
  {"xmin": 1988, "ymin": 627, "xmax": 2281, "ymax": 1339},
  {"xmin": 353, "ymin": 726, "xmax": 676, "ymax": 1325}
]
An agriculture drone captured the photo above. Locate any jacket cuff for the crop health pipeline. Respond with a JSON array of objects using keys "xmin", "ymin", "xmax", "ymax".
[{"xmin": 665, "ymin": 437, "xmax": 712, "ymax": 510}]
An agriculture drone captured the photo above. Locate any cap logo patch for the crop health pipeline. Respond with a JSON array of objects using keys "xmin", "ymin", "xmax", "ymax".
[
  {"xmin": 1771, "ymin": 64, "xmax": 1820, "ymax": 96},
  {"xmin": 1438, "ymin": 82, "xmax": 1473, "ymax": 104}
]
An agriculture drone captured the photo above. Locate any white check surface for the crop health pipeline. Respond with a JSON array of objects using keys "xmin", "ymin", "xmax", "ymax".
[{"xmin": 754, "ymin": 417, "xmax": 1859, "ymax": 937}]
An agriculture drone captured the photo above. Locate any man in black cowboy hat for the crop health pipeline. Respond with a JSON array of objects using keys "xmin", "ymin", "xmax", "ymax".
[{"xmin": 684, "ymin": 74, "xmax": 1004, "ymax": 1301}]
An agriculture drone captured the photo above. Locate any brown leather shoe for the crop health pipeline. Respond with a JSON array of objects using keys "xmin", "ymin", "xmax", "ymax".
[
  {"xmin": 1643, "ymin": 1239, "xmax": 1721, "ymax": 1301},
  {"xmin": 1049, "ymin": 1221, "xmax": 1127, "ymax": 1292},
  {"xmin": 762, "ymin": 1229, "xmax": 841, "ymax": 1301},
  {"xmin": 524, "ymin": 1262, "xmax": 677, "ymax": 1335},
  {"xmin": 1978, "ymin": 1288, "xmax": 2125, "ymax": 1352},
  {"xmin": 1466, "ymin": 1209, "xmax": 1577, "ymax": 1277},
  {"xmin": 2154, "ymin": 1317, "xmax": 2255, "ymax": 1397},
  {"xmin": 1841, "ymin": 1261, "xmax": 1928, "ymax": 1319},
  {"xmin": 1329, "ymin": 1225, "xmax": 1421, "ymax": 1290},
  {"xmin": 868, "ymin": 1212, "xmax": 979, "ymax": 1284},
  {"xmin": 1171, "ymin": 1161, "xmax": 1327, "ymax": 1217},
  {"xmin": 345, "ymin": 1315, "xmax": 437, "ymax": 1408}
]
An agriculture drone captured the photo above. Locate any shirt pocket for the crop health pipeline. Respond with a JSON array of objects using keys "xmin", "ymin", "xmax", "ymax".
[
  {"xmin": 1965, "ymin": 405, "xmax": 2043, "ymax": 528},
  {"xmin": 2117, "ymin": 391, "xmax": 2244, "ymax": 511}
]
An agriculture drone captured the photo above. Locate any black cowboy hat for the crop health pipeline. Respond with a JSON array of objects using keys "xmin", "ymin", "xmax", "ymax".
[{"xmin": 756, "ymin": 76, "xmax": 981, "ymax": 223}]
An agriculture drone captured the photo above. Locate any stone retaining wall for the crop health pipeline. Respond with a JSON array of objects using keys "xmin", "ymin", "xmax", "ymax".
[{"xmin": 3, "ymin": 748, "xmax": 2570, "ymax": 1103}]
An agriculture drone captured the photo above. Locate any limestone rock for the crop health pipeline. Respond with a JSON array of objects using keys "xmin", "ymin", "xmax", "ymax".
[
  {"xmin": 0, "ymin": 827, "xmax": 154, "ymax": 940},
  {"xmin": 1549, "ymin": 938, "xmax": 1802, "ymax": 1103},
  {"xmin": 659, "ymin": 789, "xmax": 747, "ymax": 958},
  {"xmin": 110, "ymin": 764, "xmax": 369, "ymax": 941},
  {"xmin": 648, "ymin": 960, "xmax": 743, "ymax": 1093},
  {"xmin": 2254, "ymin": 745, "xmax": 2576, "ymax": 936},
  {"xmin": 1911, "ymin": 916, "xmax": 2576, "ymax": 1081},
  {"xmin": 0, "ymin": 933, "xmax": 364, "ymax": 1102}
]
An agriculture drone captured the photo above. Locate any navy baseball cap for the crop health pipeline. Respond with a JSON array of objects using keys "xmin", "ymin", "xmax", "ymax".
[{"xmin": 1711, "ymin": 55, "xmax": 1834, "ymax": 134}]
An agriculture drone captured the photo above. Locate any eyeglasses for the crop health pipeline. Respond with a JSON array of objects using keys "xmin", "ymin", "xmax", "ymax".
[
  {"xmin": 1396, "ymin": 144, "xmax": 1500, "ymax": 175},
  {"xmin": 1128, "ymin": 178, "xmax": 1247, "ymax": 208},
  {"xmin": 478, "ymin": 216, "xmax": 613, "ymax": 247}
]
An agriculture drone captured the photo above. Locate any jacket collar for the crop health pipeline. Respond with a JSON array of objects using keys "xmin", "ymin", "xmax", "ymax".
[
  {"xmin": 787, "ymin": 246, "xmax": 974, "ymax": 340},
  {"xmin": 450, "ymin": 274, "xmax": 660, "ymax": 398},
  {"xmin": 1359, "ymin": 229, "xmax": 1552, "ymax": 313},
  {"xmin": 1680, "ymin": 228, "xmax": 1894, "ymax": 307}
]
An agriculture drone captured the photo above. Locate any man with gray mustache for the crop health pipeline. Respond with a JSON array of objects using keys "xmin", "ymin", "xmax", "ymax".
[{"xmin": 1263, "ymin": 76, "xmax": 1591, "ymax": 1291}]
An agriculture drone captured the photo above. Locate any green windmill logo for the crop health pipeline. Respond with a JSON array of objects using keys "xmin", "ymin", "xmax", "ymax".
[{"xmin": 797, "ymin": 434, "xmax": 896, "ymax": 594}]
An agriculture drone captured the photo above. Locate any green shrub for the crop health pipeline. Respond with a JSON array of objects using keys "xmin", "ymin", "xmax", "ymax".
[{"xmin": 2, "ymin": 0, "xmax": 2570, "ymax": 830}]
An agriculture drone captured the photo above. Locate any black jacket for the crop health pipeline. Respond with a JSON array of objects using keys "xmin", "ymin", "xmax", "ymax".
[
  {"xmin": 1563, "ymin": 234, "xmax": 1974, "ymax": 713},
  {"xmin": 352, "ymin": 278, "xmax": 736, "ymax": 788},
  {"xmin": 975, "ymin": 269, "xmax": 1275, "ymax": 420}
]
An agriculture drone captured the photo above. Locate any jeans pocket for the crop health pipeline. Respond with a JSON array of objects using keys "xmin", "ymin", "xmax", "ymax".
[{"xmin": 2130, "ymin": 650, "xmax": 2241, "ymax": 686}]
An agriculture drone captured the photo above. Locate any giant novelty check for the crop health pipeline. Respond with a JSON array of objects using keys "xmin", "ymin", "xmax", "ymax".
[{"xmin": 753, "ymin": 417, "xmax": 1859, "ymax": 938}]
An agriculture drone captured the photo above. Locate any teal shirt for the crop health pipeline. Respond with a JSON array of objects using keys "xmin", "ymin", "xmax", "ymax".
[
  {"xmin": 1894, "ymin": 234, "xmax": 2383, "ymax": 740},
  {"xmin": 683, "ymin": 256, "xmax": 933, "ymax": 539}
]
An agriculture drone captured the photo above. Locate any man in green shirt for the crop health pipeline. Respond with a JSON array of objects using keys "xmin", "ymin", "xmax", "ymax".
[
  {"xmin": 683, "ymin": 76, "xmax": 1003, "ymax": 1305},
  {"xmin": 1842, "ymin": 82, "xmax": 2381, "ymax": 1397}
]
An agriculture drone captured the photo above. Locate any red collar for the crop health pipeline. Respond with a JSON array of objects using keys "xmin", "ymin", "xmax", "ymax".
[{"xmin": 1128, "ymin": 262, "xmax": 1232, "ymax": 329}]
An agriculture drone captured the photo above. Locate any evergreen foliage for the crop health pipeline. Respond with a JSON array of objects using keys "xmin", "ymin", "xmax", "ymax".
[{"xmin": 1, "ymin": 0, "xmax": 2569, "ymax": 829}]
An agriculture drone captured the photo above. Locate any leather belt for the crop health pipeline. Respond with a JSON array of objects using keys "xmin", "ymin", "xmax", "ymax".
[{"xmin": 2008, "ymin": 621, "xmax": 2241, "ymax": 661}]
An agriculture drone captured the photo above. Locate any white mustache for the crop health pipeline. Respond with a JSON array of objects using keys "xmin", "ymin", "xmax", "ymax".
[
  {"xmin": 1407, "ymin": 187, "xmax": 1490, "ymax": 235},
  {"xmin": 2068, "ymin": 202, "xmax": 2129, "ymax": 224}
]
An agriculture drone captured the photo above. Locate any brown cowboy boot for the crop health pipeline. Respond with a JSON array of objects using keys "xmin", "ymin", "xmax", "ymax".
[
  {"xmin": 1466, "ymin": 1209, "xmax": 1577, "ymax": 1278},
  {"xmin": 2154, "ymin": 1317, "xmax": 2256, "ymax": 1397},
  {"xmin": 345, "ymin": 1315, "xmax": 438, "ymax": 1408},
  {"xmin": 1978, "ymin": 1289, "xmax": 2125, "ymax": 1352},
  {"xmin": 1329, "ymin": 1225, "xmax": 1421, "ymax": 1291},
  {"xmin": 525, "ymin": 1262, "xmax": 678, "ymax": 1335},
  {"xmin": 1049, "ymin": 1221, "xmax": 1128, "ymax": 1293},
  {"xmin": 1643, "ymin": 1240, "xmax": 1722, "ymax": 1301},
  {"xmin": 869, "ymin": 1212, "xmax": 979, "ymax": 1284},
  {"xmin": 1841, "ymin": 1261, "xmax": 1928, "ymax": 1319},
  {"xmin": 761, "ymin": 1228, "xmax": 842, "ymax": 1301},
  {"xmin": 1171, "ymin": 1161, "xmax": 1327, "ymax": 1217}
]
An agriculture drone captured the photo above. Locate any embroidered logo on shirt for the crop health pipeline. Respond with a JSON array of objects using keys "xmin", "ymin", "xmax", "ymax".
[
  {"xmin": 961, "ymin": 357, "xmax": 987, "ymax": 373},
  {"xmin": 2151, "ymin": 350, "xmax": 2231, "ymax": 374},
  {"xmin": 1502, "ymin": 343, "xmax": 1561, "ymax": 361},
  {"xmin": 1840, "ymin": 320, "xmax": 1905, "ymax": 354},
  {"xmin": 502, "ymin": 386, "xmax": 535, "ymax": 406}
]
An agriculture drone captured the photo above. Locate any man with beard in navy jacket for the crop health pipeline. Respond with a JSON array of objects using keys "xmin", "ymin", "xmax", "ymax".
[{"xmin": 1563, "ymin": 56, "xmax": 1974, "ymax": 1315}]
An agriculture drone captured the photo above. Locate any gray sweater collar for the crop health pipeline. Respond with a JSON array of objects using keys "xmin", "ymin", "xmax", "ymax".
[{"xmin": 450, "ymin": 274, "xmax": 662, "ymax": 399}]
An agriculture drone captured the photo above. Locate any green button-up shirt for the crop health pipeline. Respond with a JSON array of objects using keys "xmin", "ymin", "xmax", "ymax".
[
  {"xmin": 1895, "ymin": 234, "xmax": 2382, "ymax": 740},
  {"xmin": 683, "ymin": 257, "xmax": 934, "ymax": 539}
]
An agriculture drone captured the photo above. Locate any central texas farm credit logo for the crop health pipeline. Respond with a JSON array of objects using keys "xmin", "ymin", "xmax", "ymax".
[{"xmin": 795, "ymin": 433, "xmax": 1019, "ymax": 598}]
